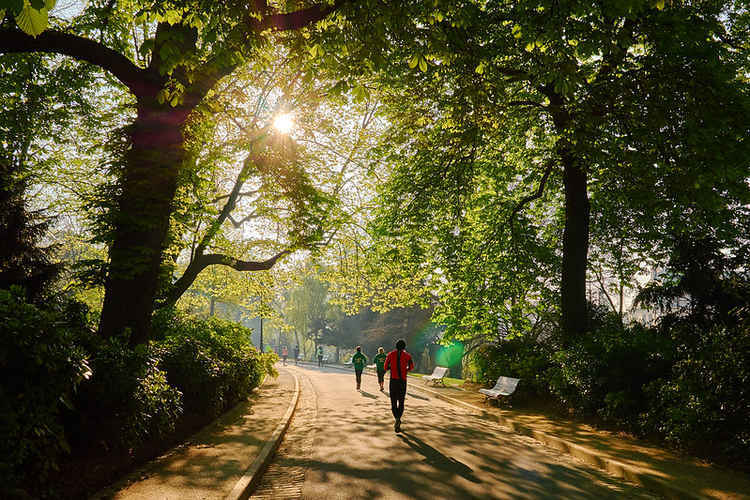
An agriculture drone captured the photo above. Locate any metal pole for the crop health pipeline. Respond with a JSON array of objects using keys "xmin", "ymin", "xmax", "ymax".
[{"xmin": 260, "ymin": 316, "xmax": 263, "ymax": 352}]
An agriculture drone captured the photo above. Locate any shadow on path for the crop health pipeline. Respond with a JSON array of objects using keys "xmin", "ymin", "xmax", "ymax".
[
  {"xmin": 406, "ymin": 391, "xmax": 430, "ymax": 401},
  {"xmin": 398, "ymin": 432, "xmax": 480, "ymax": 483}
]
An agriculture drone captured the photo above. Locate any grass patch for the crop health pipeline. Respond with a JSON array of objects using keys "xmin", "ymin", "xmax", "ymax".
[{"xmin": 409, "ymin": 372, "xmax": 466, "ymax": 388}]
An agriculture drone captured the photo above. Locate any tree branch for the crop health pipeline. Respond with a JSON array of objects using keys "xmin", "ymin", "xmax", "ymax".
[
  {"xmin": 202, "ymin": 250, "xmax": 290, "ymax": 271},
  {"xmin": 507, "ymin": 100, "xmax": 546, "ymax": 108},
  {"xmin": 160, "ymin": 249, "xmax": 290, "ymax": 307},
  {"xmin": 212, "ymin": 189, "xmax": 259, "ymax": 203},
  {"xmin": 0, "ymin": 28, "xmax": 151, "ymax": 96},
  {"xmin": 228, "ymin": 209, "xmax": 260, "ymax": 228},
  {"xmin": 592, "ymin": 267, "xmax": 619, "ymax": 317},
  {"xmin": 195, "ymin": 152, "xmax": 265, "ymax": 257},
  {"xmin": 250, "ymin": 1, "xmax": 347, "ymax": 32},
  {"xmin": 508, "ymin": 161, "xmax": 554, "ymax": 226}
]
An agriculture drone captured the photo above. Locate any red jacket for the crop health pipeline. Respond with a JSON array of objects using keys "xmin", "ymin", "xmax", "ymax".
[{"xmin": 384, "ymin": 350, "xmax": 414, "ymax": 380}]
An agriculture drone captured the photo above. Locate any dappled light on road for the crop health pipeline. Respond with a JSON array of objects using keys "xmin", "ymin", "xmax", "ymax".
[{"xmin": 269, "ymin": 365, "xmax": 656, "ymax": 500}]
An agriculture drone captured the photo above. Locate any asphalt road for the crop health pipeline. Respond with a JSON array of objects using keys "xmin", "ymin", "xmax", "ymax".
[{"xmin": 251, "ymin": 364, "xmax": 658, "ymax": 500}]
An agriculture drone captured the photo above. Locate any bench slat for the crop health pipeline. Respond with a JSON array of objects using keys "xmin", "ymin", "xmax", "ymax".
[
  {"xmin": 480, "ymin": 376, "xmax": 520, "ymax": 401},
  {"xmin": 424, "ymin": 366, "xmax": 449, "ymax": 385}
]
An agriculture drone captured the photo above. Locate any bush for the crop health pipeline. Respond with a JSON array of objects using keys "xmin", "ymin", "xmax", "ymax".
[
  {"xmin": 154, "ymin": 310, "xmax": 274, "ymax": 417},
  {"xmin": 548, "ymin": 311, "xmax": 672, "ymax": 428},
  {"xmin": 641, "ymin": 313, "xmax": 750, "ymax": 462},
  {"xmin": 474, "ymin": 300, "xmax": 749, "ymax": 467},
  {"xmin": 71, "ymin": 337, "xmax": 183, "ymax": 453},
  {"xmin": 471, "ymin": 336, "xmax": 554, "ymax": 401},
  {"xmin": 0, "ymin": 288, "xmax": 91, "ymax": 491}
]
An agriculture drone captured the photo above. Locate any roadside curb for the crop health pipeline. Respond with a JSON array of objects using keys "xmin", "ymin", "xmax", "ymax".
[
  {"xmin": 412, "ymin": 384, "xmax": 703, "ymax": 500},
  {"xmin": 301, "ymin": 361, "xmax": 703, "ymax": 499},
  {"xmin": 224, "ymin": 368, "xmax": 300, "ymax": 500}
]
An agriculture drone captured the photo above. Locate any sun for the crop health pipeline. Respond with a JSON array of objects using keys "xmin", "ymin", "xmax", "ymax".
[{"xmin": 272, "ymin": 112, "xmax": 295, "ymax": 134}]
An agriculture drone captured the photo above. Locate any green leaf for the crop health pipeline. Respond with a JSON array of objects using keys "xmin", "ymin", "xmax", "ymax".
[
  {"xmin": 3, "ymin": 0, "xmax": 23, "ymax": 15},
  {"xmin": 139, "ymin": 38, "xmax": 155, "ymax": 56},
  {"xmin": 408, "ymin": 55, "xmax": 419, "ymax": 69},
  {"xmin": 475, "ymin": 62, "xmax": 485, "ymax": 74},
  {"xmin": 418, "ymin": 57, "xmax": 427, "ymax": 72},
  {"xmin": 655, "ymin": 0, "xmax": 665, "ymax": 10},
  {"xmin": 164, "ymin": 9, "xmax": 182, "ymax": 24},
  {"xmin": 15, "ymin": 2, "xmax": 49, "ymax": 37}
]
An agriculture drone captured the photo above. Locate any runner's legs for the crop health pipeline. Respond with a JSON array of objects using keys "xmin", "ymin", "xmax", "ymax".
[{"xmin": 389, "ymin": 379, "xmax": 407, "ymax": 419}]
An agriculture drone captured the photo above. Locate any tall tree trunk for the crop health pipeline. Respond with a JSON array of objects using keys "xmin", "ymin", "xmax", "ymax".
[
  {"xmin": 560, "ymin": 155, "xmax": 590, "ymax": 342},
  {"xmin": 98, "ymin": 103, "xmax": 191, "ymax": 345}
]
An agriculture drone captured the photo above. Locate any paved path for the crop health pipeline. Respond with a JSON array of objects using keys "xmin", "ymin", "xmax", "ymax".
[
  {"xmin": 257, "ymin": 365, "xmax": 657, "ymax": 499},
  {"xmin": 97, "ymin": 370, "xmax": 296, "ymax": 500}
]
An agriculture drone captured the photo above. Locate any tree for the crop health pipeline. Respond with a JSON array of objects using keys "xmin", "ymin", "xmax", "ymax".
[
  {"xmin": 0, "ymin": 50, "xmax": 103, "ymax": 300},
  {"xmin": 1, "ymin": 1, "xmax": 348, "ymax": 344},
  {"xmin": 312, "ymin": 0, "xmax": 750, "ymax": 342}
]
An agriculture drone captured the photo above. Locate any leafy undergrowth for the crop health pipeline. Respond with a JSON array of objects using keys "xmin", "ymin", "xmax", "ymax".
[{"xmin": 1, "ymin": 295, "xmax": 277, "ymax": 499}]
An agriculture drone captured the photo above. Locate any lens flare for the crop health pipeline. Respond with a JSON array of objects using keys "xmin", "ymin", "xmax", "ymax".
[
  {"xmin": 273, "ymin": 112, "xmax": 294, "ymax": 134},
  {"xmin": 435, "ymin": 342, "xmax": 464, "ymax": 368}
]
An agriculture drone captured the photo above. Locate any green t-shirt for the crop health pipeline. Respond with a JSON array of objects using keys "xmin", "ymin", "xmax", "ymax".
[
  {"xmin": 373, "ymin": 353, "xmax": 387, "ymax": 371},
  {"xmin": 352, "ymin": 351, "xmax": 367, "ymax": 370}
]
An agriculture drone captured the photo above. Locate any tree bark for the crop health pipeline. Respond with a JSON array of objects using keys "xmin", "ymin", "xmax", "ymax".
[
  {"xmin": 560, "ymin": 150, "xmax": 590, "ymax": 342},
  {"xmin": 98, "ymin": 103, "xmax": 192, "ymax": 345}
]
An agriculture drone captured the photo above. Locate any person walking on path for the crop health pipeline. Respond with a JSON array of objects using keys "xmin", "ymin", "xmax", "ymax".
[
  {"xmin": 317, "ymin": 345, "xmax": 324, "ymax": 367},
  {"xmin": 373, "ymin": 347, "xmax": 387, "ymax": 391},
  {"xmin": 384, "ymin": 339, "xmax": 414, "ymax": 433},
  {"xmin": 352, "ymin": 346, "xmax": 368, "ymax": 390},
  {"xmin": 293, "ymin": 344, "xmax": 300, "ymax": 365},
  {"xmin": 281, "ymin": 345, "xmax": 288, "ymax": 366}
]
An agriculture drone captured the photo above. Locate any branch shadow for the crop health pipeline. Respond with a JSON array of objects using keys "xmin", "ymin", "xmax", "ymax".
[{"xmin": 398, "ymin": 431, "xmax": 481, "ymax": 483}]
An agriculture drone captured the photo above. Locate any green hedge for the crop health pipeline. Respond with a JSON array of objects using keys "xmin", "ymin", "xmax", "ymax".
[
  {"xmin": 154, "ymin": 309, "xmax": 277, "ymax": 417},
  {"xmin": 1, "ymin": 294, "xmax": 276, "ymax": 497},
  {"xmin": 472, "ymin": 306, "xmax": 750, "ymax": 465},
  {"xmin": 70, "ymin": 337, "xmax": 183, "ymax": 453},
  {"xmin": 0, "ymin": 289, "xmax": 91, "ymax": 492}
]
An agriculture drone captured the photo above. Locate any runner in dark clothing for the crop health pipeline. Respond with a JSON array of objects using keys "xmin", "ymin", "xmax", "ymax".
[
  {"xmin": 351, "ymin": 346, "xmax": 368, "ymax": 391},
  {"xmin": 373, "ymin": 347, "xmax": 387, "ymax": 391},
  {"xmin": 293, "ymin": 345, "xmax": 300, "ymax": 365},
  {"xmin": 384, "ymin": 339, "xmax": 414, "ymax": 433}
]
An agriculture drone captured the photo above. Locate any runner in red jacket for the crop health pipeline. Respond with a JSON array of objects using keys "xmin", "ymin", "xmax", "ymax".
[{"xmin": 384, "ymin": 338, "xmax": 414, "ymax": 433}]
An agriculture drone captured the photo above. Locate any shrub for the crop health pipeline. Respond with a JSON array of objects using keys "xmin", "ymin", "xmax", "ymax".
[
  {"xmin": 471, "ymin": 336, "xmax": 554, "ymax": 401},
  {"xmin": 70, "ymin": 337, "xmax": 183, "ymax": 454},
  {"xmin": 154, "ymin": 310, "xmax": 273, "ymax": 417},
  {"xmin": 641, "ymin": 314, "xmax": 750, "ymax": 462},
  {"xmin": 0, "ymin": 288, "xmax": 91, "ymax": 491},
  {"xmin": 551, "ymin": 315, "xmax": 673, "ymax": 428}
]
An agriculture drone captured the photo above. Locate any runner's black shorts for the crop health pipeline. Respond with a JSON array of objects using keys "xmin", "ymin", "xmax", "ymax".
[{"xmin": 377, "ymin": 369, "xmax": 385, "ymax": 383}]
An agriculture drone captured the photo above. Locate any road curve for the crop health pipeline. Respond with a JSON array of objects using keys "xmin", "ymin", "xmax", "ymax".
[{"xmin": 251, "ymin": 364, "xmax": 658, "ymax": 500}]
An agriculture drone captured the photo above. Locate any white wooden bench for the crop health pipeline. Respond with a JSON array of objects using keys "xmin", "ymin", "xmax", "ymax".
[
  {"xmin": 479, "ymin": 376, "xmax": 520, "ymax": 403},
  {"xmin": 423, "ymin": 366, "xmax": 449, "ymax": 386}
]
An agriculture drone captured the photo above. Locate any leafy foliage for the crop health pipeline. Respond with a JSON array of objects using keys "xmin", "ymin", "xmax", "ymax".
[
  {"xmin": 0, "ymin": 288, "xmax": 91, "ymax": 492},
  {"xmin": 154, "ymin": 309, "xmax": 275, "ymax": 417},
  {"xmin": 70, "ymin": 336, "xmax": 183, "ymax": 454}
]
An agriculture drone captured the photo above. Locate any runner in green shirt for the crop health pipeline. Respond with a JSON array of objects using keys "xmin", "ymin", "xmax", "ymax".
[
  {"xmin": 373, "ymin": 347, "xmax": 387, "ymax": 391},
  {"xmin": 352, "ymin": 346, "xmax": 368, "ymax": 391}
]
